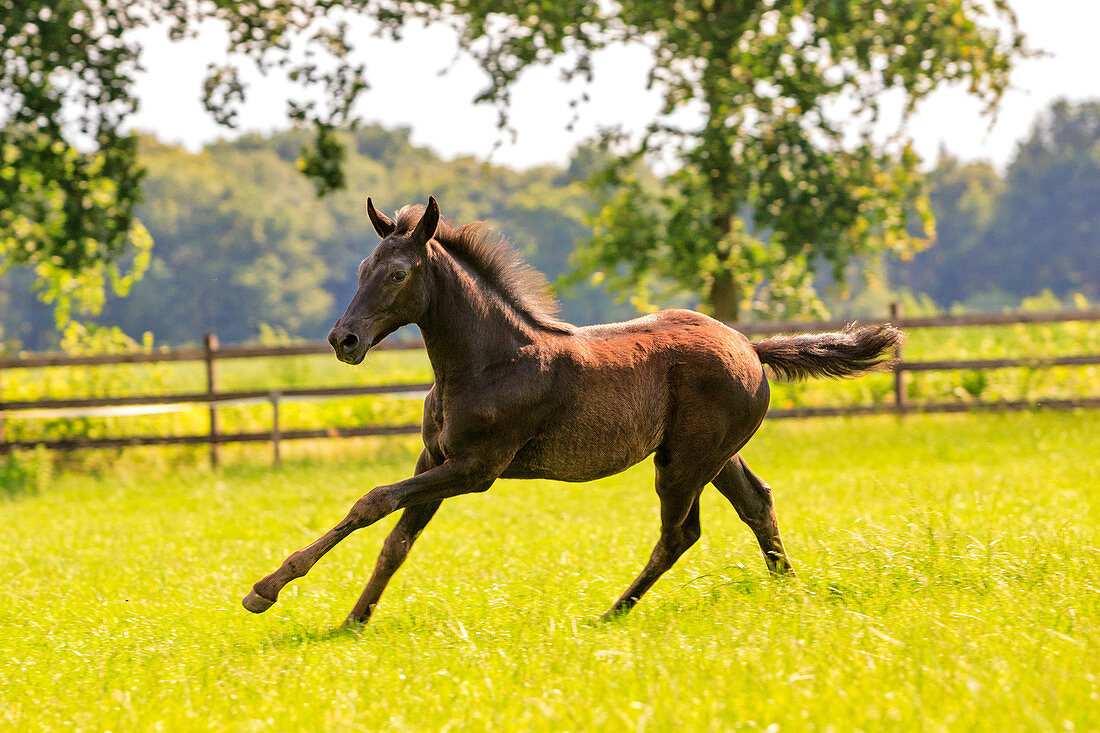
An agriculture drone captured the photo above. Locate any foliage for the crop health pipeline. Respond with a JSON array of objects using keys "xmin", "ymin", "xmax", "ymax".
[
  {"xmin": 1, "ymin": 412, "xmax": 1098, "ymax": 729},
  {"xmin": 2, "ymin": 0, "xmax": 1029, "ymax": 326},
  {"xmin": 0, "ymin": 446, "xmax": 52, "ymax": 498},
  {"xmin": 984, "ymin": 100, "xmax": 1100, "ymax": 298},
  {"xmin": 96, "ymin": 135, "xmax": 339, "ymax": 344},
  {"xmin": 0, "ymin": 0, "xmax": 396, "ymax": 322},
  {"xmin": 439, "ymin": 0, "xmax": 1027, "ymax": 319},
  {"xmin": 1, "ymin": 1, "xmax": 144, "ymax": 268},
  {"xmin": 0, "ymin": 0, "xmax": 155, "ymax": 322},
  {"xmin": 894, "ymin": 99, "xmax": 1100, "ymax": 307},
  {"xmin": 2, "ymin": 126, "xmax": 636, "ymax": 349},
  {"xmin": 890, "ymin": 155, "xmax": 1003, "ymax": 305}
]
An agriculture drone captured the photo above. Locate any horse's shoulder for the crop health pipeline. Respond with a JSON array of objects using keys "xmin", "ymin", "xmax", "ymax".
[{"xmin": 432, "ymin": 355, "xmax": 553, "ymax": 430}]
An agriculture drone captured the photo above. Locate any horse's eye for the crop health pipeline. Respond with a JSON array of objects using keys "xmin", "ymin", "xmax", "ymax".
[{"xmin": 391, "ymin": 271, "xmax": 407, "ymax": 283}]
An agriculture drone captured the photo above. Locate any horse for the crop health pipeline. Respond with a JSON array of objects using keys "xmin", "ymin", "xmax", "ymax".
[{"xmin": 242, "ymin": 196, "xmax": 903, "ymax": 626}]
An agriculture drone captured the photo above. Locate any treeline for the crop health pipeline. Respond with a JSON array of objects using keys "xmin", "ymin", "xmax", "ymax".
[
  {"xmin": 892, "ymin": 100, "xmax": 1099, "ymax": 310},
  {"xmin": 0, "ymin": 126, "xmax": 633, "ymax": 349},
  {"xmin": 1, "ymin": 100, "xmax": 1097, "ymax": 350}
]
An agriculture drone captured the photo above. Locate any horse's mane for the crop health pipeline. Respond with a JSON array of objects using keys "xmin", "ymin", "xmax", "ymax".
[{"xmin": 393, "ymin": 204, "xmax": 573, "ymax": 334}]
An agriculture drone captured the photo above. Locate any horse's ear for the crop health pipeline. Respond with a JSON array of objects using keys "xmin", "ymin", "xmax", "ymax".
[
  {"xmin": 366, "ymin": 197, "xmax": 396, "ymax": 239},
  {"xmin": 411, "ymin": 196, "xmax": 440, "ymax": 248}
]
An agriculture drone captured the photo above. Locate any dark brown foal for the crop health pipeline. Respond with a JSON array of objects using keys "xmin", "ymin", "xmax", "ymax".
[{"xmin": 242, "ymin": 196, "xmax": 902, "ymax": 626}]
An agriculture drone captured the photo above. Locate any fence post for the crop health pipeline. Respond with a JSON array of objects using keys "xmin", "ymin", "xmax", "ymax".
[
  {"xmin": 270, "ymin": 391, "xmax": 282, "ymax": 466},
  {"xmin": 204, "ymin": 333, "xmax": 220, "ymax": 468},
  {"xmin": 890, "ymin": 302, "xmax": 906, "ymax": 412}
]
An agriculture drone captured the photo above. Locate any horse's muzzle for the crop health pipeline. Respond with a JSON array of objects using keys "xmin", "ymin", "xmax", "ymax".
[{"xmin": 328, "ymin": 325, "xmax": 367, "ymax": 365}]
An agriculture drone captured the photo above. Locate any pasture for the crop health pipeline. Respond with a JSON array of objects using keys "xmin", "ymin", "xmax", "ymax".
[{"xmin": 2, "ymin": 410, "xmax": 1097, "ymax": 730}]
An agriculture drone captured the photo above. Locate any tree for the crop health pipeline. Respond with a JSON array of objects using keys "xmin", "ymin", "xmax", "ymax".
[
  {"xmin": 3, "ymin": 1, "xmax": 1027, "ymax": 323},
  {"xmin": 890, "ymin": 153, "xmax": 1003, "ymax": 305},
  {"xmin": 438, "ymin": 1, "xmax": 1027, "ymax": 320},
  {"xmin": 0, "ymin": 0, "xmax": 394, "ymax": 322},
  {"xmin": 891, "ymin": 100, "xmax": 1100, "ymax": 307},
  {"xmin": 981, "ymin": 99, "xmax": 1100, "ymax": 301},
  {"xmin": 1, "ymin": 0, "xmax": 152, "ymax": 323},
  {"xmin": 96, "ymin": 136, "xmax": 339, "ymax": 344}
]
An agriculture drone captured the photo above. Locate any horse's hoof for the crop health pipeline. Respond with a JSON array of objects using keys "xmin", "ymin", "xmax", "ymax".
[
  {"xmin": 768, "ymin": 563, "xmax": 796, "ymax": 577},
  {"xmin": 341, "ymin": 615, "xmax": 366, "ymax": 631},
  {"xmin": 242, "ymin": 589, "xmax": 277, "ymax": 613},
  {"xmin": 599, "ymin": 608, "xmax": 629, "ymax": 623}
]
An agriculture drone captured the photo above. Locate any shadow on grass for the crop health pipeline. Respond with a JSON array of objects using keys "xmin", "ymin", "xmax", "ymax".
[
  {"xmin": 257, "ymin": 622, "xmax": 370, "ymax": 652},
  {"xmin": 253, "ymin": 609, "xmax": 448, "ymax": 651}
]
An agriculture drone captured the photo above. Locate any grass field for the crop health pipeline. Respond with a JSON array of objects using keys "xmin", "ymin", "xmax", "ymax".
[{"xmin": 2, "ymin": 410, "xmax": 1098, "ymax": 731}]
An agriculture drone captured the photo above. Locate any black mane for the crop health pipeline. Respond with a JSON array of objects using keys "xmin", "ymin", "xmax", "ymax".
[{"xmin": 393, "ymin": 204, "xmax": 573, "ymax": 334}]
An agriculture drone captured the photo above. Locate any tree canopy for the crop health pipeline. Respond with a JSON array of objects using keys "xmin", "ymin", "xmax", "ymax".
[
  {"xmin": 505, "ymin": 1, "xmax": 1026, "ymax": 319},
  {"xmin": 0, "ymin": 0, "xmax": 394, "ymax": 320},
  {"xmin": 2, "ymin": 0, "xmax": 1029, "ymax": 323}
]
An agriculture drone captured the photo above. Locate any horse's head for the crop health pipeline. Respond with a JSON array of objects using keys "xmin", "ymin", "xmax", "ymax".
[{"xmin": 328, "ymin": 196, "xmax": 440, "ymax": 364}]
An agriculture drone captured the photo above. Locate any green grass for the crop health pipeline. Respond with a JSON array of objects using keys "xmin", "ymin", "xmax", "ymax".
[{"xmin": 2, "ymin": 411, "xmax": 1098, "ymax": 730}]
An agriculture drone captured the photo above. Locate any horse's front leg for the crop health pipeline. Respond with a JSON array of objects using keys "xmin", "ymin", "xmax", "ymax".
[
  {"xmin": 242, "ymin": 456, "xmax": 502, "ymax": 614},
  {"xmin": 343, "ymin": 449, "xmax": 441, "ymax": 627},
  {"xmin": 342, "ymin": 500, "xmax": 441, "ymax": 627}
]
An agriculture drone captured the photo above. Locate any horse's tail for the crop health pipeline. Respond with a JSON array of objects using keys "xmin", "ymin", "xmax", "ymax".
[{"xmin": 752, "ymin": 323, "xmax": 905, "ymax": 381}]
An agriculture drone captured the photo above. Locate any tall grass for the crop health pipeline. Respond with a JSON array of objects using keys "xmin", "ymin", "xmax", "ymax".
[{"xmin": 1, "ymin": 411, "xmax": 1097, "ymax": 730}]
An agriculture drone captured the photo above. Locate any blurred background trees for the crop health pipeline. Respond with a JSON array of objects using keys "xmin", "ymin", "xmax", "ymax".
[
  {"xmin": 891, "ymin": 100, "xmax": 1100, "ymax": 309},
  {"xmin": 0, "ymin": 124, "xmax": 636, "ymax": 347},
  {"xmin": 3, "ymin": 1, "xmax": 1098, "ymax": 351},
  {"xmin": 3, "ymin": 97, "xmax": 1098, "ymax": 350}
]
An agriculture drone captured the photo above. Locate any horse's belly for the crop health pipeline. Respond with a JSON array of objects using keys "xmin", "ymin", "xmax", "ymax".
[{"xmin": 502, "ymin": 400, "xmax": 665, "ymax": 482}]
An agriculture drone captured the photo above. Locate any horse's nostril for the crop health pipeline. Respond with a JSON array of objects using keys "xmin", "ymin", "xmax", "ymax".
[{"xmin": 339, "ymin": 333, "xmax": 359, "ymax": 352}]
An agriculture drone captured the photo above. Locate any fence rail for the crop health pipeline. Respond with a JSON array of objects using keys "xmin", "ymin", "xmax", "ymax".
[
  {"xmin": 0, "ymin": 335, "xmax": 418, "ymax": 370},
  {"xmin": 0, "ymin": 382, "xmax": 435, "ymax": 412},
  {"xmin": 2, "ymin": 306, "xmax": 1098, "ymax": 463}
]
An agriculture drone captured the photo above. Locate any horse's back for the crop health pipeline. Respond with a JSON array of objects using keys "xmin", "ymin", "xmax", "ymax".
[
  {"xmin": 576, "ymin": 309, "xmax": 766, "ymax": 391},
  {"xmin": 579, "ymin": 307, "xmax": 770, "ymax": 425},
  {"xmin": 501, "ymin": 309, "xmax": 769, "ymax": 482}
]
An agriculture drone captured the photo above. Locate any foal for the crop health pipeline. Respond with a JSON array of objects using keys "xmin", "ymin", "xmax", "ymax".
[{"xmin": 243, "ymin": 196, "xmax": 903, "ymax": 626}]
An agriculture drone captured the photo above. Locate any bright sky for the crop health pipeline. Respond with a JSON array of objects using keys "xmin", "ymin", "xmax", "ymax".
[{"xmin": 128, "ymin": 1, "xmax": 1100, "ymax": 171}]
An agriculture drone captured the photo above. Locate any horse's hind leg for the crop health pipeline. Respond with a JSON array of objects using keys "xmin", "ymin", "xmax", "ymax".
[
  {"xmin": 712, "ymin": 455, "xmax": 793, "ymax": 574},
  {"xmin": 603, "ymin": 464, "xmax": 705, "ymax": 619}
]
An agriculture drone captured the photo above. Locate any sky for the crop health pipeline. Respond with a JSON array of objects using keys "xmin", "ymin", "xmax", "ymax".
[{"xmin": 127, "ymin": 1, "xmax": 1100, "ymax": 171}]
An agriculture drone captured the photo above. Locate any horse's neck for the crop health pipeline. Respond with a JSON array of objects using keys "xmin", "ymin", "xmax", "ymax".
[{"xmin": 418, "ymin": 254, "xmax": 538, "ymax": 379}]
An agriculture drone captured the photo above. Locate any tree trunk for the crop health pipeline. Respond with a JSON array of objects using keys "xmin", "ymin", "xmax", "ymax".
[
  {"xmin": 708, "ymin": 268, "xmax": 740, "ymax": 323},
  {"xmin": 700, "ymin": 44, "xmax": 741, "ymax": 325}
]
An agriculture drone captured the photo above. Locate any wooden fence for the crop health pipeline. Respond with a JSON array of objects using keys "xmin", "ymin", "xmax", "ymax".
[{"xmin": 2, "ymin": 305, "xmax": 1099, "ymax": 465}]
